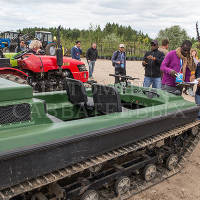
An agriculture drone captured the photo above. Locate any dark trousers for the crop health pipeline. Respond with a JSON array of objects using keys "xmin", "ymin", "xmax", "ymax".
[
  {"xmin": 161, "ymin": 84, "xmax": 182, "ymax": 96},
  {"xmin": 115, "ymin": 67, "xmax": 126, "ymax": 83}
]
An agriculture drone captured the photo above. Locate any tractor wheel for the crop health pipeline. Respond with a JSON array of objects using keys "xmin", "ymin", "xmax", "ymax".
[
  {"xmin": 3, "ymin": 47, "xmax": 10, "ymax": 53},
  {"xmin": 45, "ymin": 43, "xmax": 56, "ymax": 56}
]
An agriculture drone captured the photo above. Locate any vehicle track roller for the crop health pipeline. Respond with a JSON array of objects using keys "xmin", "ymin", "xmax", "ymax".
[
  {"xmin": 89, "ymin": 164, "xmax": 103, "ymax": 174},
  {"xmin": 114, "ymin": 176, "xmax": 131, "ymax": 196},
  {"xmin": 191, "ymin": 126, "xmax": 199, "ymax": 136},
  {"xmin": 80, "ymin": 189, "xmax": 100, "ymax": 200},
  {"xmin": 166, "ymin": 154, "xmax": 178, "ymax": 171},
  {"xmin": 31, "ymin": 192, "xmax": 48, "ymax": 200},
  {"xmin": 143, "ymin": 164, "xmax": 157, "ymax": 182}
]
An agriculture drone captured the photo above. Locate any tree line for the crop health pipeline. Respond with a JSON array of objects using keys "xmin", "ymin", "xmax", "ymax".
[{"xmin": 18, "ymin": 23, "xmax": 199, "ymax": 58}]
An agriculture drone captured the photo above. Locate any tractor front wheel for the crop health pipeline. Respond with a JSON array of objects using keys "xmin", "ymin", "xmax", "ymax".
[{"xmin": 3, "ymin": 47, "xmax": 10, "ymax": 53}]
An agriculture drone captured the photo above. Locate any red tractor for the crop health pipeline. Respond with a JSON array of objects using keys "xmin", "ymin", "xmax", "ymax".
[
  {"xmin": 0, "ymin": 26, "xmax": 89, "ymax": 92},
  {"xmin": 0, "ymin": 50, "xmax": 88, "ymax": 92}
]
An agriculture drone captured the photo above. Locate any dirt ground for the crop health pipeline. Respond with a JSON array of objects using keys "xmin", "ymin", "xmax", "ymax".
[{"xmin": 82, "ymin": 58, "xmax": 200, "ymax": 200}]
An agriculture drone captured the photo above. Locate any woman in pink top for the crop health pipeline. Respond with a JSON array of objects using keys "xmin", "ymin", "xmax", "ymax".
[{"xmin": 161, "ymin": 40, "xmax": 196, "ymax": 95}]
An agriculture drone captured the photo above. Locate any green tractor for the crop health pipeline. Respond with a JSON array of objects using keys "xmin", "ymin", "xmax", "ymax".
[
  {"xmin": 0, "ymin": 72, "xmax": 199, "ymax": 199},
  {"xmin": 35, "ymin": 31, "xmax": 57, "ymax": 56}
]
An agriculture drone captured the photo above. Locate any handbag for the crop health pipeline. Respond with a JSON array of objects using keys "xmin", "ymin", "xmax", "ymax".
[{"xmin": 176, "ymin": 59, "xmax": 183, "ymax": 83}]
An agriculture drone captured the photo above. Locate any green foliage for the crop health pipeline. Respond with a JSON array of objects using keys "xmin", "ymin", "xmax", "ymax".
[
  {"xmin": 192, "ymin": 42, "xmax": 200, "ymax": 57},
  {"xmin": 18, "ymin": 23, "xmax": 151, "ymax": 57},
  {"xmin": 157, "ymin": 25, "xmax": 189, "ymax": 50},
  {"xmin": 18, "ymin": 24, "xmax": 199, "ymax": 57}
]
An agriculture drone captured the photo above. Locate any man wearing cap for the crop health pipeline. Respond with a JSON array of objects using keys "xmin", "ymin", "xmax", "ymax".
[
  {"xmin": 142, "ymin": 40, "xmax": 165, "ymax": 89},
  {"xmin": 112, "ymin": 44, "xmax": 126, "ymax": 83}
]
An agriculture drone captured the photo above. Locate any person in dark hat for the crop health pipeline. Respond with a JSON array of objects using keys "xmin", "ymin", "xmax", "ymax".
[{"xmin": 142, "ymin": 40, "xmax": 165, "ymax": 88}]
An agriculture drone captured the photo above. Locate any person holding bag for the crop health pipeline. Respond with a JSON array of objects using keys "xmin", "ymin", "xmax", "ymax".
[
  {"xmin": 161, "ymin": 40, "xmax": 196, "ymax": 95},
  {"xmin": 112, "ymin": 44, "xmax": 126, "ymax": 84}
]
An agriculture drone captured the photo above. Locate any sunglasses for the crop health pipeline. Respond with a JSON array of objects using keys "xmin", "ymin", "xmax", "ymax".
[{"xmin": 182, "ymin": 48, "xmax": 190, "ymax": 52}]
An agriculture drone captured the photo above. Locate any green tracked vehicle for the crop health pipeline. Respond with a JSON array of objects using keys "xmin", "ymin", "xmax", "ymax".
[{"xmin": 0, "ymin": 75, "xmax": 199, "ymax": 200}]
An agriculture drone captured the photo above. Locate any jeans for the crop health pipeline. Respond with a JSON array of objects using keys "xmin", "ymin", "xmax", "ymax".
[
  {"xmin": 89, "ymin": 61, "xmax": 96, "ymax": 77},
  {"xmin": 195, "ymin": 94, "xmax": 200, "ymax": 119},
  {"xmin": 143, "ymin": 77, "xmax": 161, "ymax": 89}
]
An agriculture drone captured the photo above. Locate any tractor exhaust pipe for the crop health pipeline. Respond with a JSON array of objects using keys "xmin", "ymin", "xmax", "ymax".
[{"xmin": 56, "ymin": 25, "xmax": 63, "ymax": 73}]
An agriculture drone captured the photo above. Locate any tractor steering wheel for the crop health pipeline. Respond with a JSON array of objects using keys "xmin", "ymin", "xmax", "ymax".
[{"xmin": 13, "ymin": 49, "xmax": 32, "ymax": 59}]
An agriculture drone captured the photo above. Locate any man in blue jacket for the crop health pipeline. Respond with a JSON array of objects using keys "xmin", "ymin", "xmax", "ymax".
[
  {"xmin": 112, "ymin": 44, "xmax": 126, "ymax": 83},
  {"xmin": 71, "ymin": 41, "xmax": 82, "ymax": 60}
]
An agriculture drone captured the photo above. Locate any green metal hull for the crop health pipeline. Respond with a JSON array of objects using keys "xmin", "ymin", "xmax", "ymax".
[
  {"xmin": 0, "ymin": 78, "xmax": 197, "ymax": 153},
  {"xmin": 0, "ymin": 78, "xmax": 198, "ymax": 191}
]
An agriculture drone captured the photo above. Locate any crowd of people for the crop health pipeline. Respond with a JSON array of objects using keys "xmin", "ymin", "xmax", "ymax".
[
  {"xmin": 2, "ymin": 38, "xmax": 200, "ymax": 105},
  {"xmin": 71, "ymin": 41, "xmax": 98, "ymax": 79},
  {"xmin": 0, "ymin": 39, "xmax": 45, "ymax": 57},
  {"xmin": 70, "ymin": 39, "xmax": 200, "ymax": 118},
  {"xmin": 19, "ymin": 40, "xmax": 45, "ymax": 55},
  {"xmin": 111, "ymin": 40, "xmax": 200, "ymax": 98}
]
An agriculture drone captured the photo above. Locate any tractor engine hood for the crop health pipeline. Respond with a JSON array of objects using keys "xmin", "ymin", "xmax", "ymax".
[{"xmin": 18, "ymin": 54, "xmax": 85, "ymax": 73}]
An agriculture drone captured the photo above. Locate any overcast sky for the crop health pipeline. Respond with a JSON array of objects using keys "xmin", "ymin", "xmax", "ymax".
[{"xmin": 0, "ymin": 0, "xmax": 199, "ymax": 38}]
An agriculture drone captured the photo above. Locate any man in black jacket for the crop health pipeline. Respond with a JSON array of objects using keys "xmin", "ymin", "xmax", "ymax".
[
  {"xmin": 86, "ymin": 43, "xmax": 98, "ymax": 79},
  {"xmin": 142, "ymin": 40, "xmax": 165, "ymax": 88}
]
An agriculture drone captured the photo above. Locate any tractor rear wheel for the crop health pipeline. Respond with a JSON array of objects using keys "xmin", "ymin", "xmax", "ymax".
[
  {"xmin": 45, "ymin": 43, "xmax": 56, "ymax": 56},
  {"xmin": 3, "ymin": 47, "xmax": 10, "ymax": 53}
]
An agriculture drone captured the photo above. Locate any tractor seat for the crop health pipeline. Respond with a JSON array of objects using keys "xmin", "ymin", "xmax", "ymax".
[
  {"xmin": 65, "ymin": 78, "xmax": 94, "ymax": 109},
  {"xmin": 92, "ymin": 84, "xmax": 129, "ymax": 114}
]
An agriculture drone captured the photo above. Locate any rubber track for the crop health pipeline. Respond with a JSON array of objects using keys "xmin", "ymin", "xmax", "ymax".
[
  {"xmin": 0, "ymin": 121, "xmax": 199, "ymax": 200},
  {"xmin": 0, "ymin": 74, "xmax": 27, "ymax": 85}
]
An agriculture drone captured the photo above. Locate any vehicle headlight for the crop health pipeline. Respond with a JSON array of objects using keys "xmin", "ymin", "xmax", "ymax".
[{"xmin": 77, "ymin": 64, "xmax": 87, "ymax": 71}]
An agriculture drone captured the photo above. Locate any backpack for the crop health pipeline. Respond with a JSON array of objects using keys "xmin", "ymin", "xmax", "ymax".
[{"xmin": 112, "ymin": 51, "xmax": 119, "ymax": 66}]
